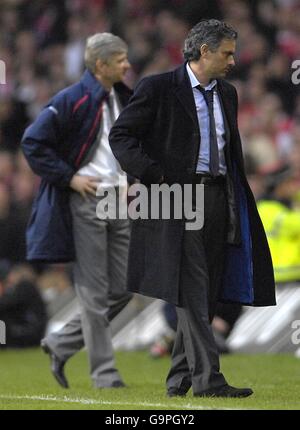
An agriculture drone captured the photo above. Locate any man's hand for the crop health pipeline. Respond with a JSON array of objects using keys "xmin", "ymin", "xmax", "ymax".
[{"xmin": 69, "ymin": 175, "xmax": 100, "ymax": 198}]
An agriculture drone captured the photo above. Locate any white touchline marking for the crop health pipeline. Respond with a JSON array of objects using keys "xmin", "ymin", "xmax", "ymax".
[{"xmin": 0, "ymin": 394, "xmax": 247, "ymax": 410}]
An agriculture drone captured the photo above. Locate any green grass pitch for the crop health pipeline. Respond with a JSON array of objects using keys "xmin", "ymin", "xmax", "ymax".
[{"xmin": 0, "ymin": 349, "xmax": 299, "ymax": 410}]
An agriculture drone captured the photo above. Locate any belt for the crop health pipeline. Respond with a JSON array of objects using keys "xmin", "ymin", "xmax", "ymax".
[{"xmin": 193, "ymin": 174, "xmax": 226, "ymax": 185}]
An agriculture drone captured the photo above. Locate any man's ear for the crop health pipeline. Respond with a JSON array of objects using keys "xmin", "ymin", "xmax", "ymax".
[
  {"xmin": 200, "ymin": 44, "xmax": 210, "ymax": 57},
  {"xmin": 95, "ymin": 58, "xmax": 105, "ymax": 74}
]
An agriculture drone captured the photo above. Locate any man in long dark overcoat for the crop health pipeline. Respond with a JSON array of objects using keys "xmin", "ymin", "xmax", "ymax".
[{"xmin": 109, "ymin": 20, "xmax": 275, "ymax": 397}]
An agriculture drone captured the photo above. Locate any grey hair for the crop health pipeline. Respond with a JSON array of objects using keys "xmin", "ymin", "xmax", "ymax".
[
  {"xmin": 183, "ymin": 19, "xmax": 237, "ymax": 62},
  {"xmin": 84, "ymin": 33, "xmax": 128, "ymax": 73}
]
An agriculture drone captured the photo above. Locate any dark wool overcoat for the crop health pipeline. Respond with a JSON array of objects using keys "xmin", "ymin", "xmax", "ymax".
[{"xmin": 109, "ymin": 63, "xmax": 276, "ymax": 307}]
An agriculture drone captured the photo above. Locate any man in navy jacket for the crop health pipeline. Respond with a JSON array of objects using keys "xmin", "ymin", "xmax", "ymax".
[{"xmin": 22, "ymin": 33, "xmax": 132, "ymax": 389}]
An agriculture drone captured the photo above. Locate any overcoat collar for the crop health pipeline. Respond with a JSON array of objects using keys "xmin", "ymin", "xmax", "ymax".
[
  {"xmin": 217, "ymin": 79, "xmax": 244, "ymax": 169},
  {"xmin": 173, "ymin": 63, "xmax": 199, "ymax": 129},
  {"xmin": 173, "ymin": 63, "xmax": 236, "ymax": 134},
  {"xmin": 173, "ymin": 62, "xmax": 244, "ymax": 172},
  {"xmin": 217, "ymin": 79, "xmax": 236, "ymax": 139}
]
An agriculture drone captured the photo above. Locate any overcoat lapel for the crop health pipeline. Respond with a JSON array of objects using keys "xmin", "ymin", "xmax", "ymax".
[
  {"xmin": 216, "ymin": 82, "xmax": 231, "ymax": 145},
  {"xmin": 173, "ymin": 64, "xmax": 200, "ymax": 131},
  {"xmin": 217, "ymin": 81, "xmax": 235, "ymax": 135},
  {"xmin": 217, "ymin": 81, "xmax": 244, "ymax": 170},
  {"xmin": 217, "ymin": 81, "xmax": 233, "ymax": 175}
]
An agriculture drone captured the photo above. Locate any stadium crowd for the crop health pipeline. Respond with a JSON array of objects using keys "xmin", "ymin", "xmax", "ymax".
[{"xmin": 0, "ymin": 0, "xmax": 300, "ymax": 338}]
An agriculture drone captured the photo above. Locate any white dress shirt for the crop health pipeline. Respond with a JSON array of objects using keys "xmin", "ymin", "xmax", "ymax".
[{"xmin": 78, "ymin": 88, "xmax": 127, "ymax": 188}]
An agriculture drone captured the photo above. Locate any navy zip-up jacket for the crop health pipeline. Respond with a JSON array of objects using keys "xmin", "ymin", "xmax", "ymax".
[{"xmin": 21, "ymin": 70, "xmax": 132, "ymax": 262}]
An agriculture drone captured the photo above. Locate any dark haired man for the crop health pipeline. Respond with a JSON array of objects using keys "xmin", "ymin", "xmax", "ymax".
[{"xmin": 109, "ymin": 20, "xmax": 275, "ymax": 398}]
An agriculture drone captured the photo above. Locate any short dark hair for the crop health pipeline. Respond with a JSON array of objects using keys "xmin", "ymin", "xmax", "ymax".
[{"xmin": 183, "ymin": 19, "xmax": 237, "ymax": 62}]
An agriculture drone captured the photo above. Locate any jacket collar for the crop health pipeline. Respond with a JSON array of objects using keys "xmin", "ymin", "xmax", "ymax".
[
  {"xmin": 173, "ymin": 63, "xmax": 236, "ymax": 135},
  {"xmin": 173, "ymin": 63, "xmax": 199, "ymax": 129},
  {"xmin": 80, "ymin": 69, "xmax": 132, "ymax": 104},
  {"xmin": 217, "ymin": 79, "xmax": 237, "ymax": 145},
  {"xmin": 186, "ymin": 62, "xmax": 217, "ymax": 90},
  {"xmin": 81, "ymin": 69, "xmax": 107, "ymax": 102}
]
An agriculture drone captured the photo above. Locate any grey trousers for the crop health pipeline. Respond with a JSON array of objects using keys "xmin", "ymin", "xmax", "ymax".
[{"xmin": 46, "ymin": 191, "xmax": 132, "ymax": 387}]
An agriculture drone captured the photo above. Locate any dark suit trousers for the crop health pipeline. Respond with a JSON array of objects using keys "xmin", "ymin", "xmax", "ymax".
[{"xmin": 166, "ymin": 182, "xmax": 228, "ymax": 393}]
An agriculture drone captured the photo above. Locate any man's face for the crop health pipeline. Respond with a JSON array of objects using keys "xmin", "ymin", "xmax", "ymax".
[
  {"xmin": 201, "ymin": 38, "xmax": 236, "ymax": 79},
  {"xmin": 101, "ymin": 52, "xmax": 131, "ymax": 84}
]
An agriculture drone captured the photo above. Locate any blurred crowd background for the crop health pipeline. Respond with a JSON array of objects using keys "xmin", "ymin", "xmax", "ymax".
[{"xmin": 1, "ymin": 0, "xmax": 300, "ymax": 347}]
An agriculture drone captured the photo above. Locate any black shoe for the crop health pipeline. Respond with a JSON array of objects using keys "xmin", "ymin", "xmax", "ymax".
[
  {"xmin": 41, "ymin": 339, "xmax": 69, "ymax": 389},
  {"xmin": 167, "ymin": 387, "xmax": 188, "ymax": 397},
  {"xmin": 111, "ymin": 380, "xmax": 126, "ymax": 388},
  {"xmin": 96, "ymin": 380, "xmax": 126, "ymax": 389},
  {"xmin": 194, "ymin": 384, "xmax": 253, "ymax": 398}
]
